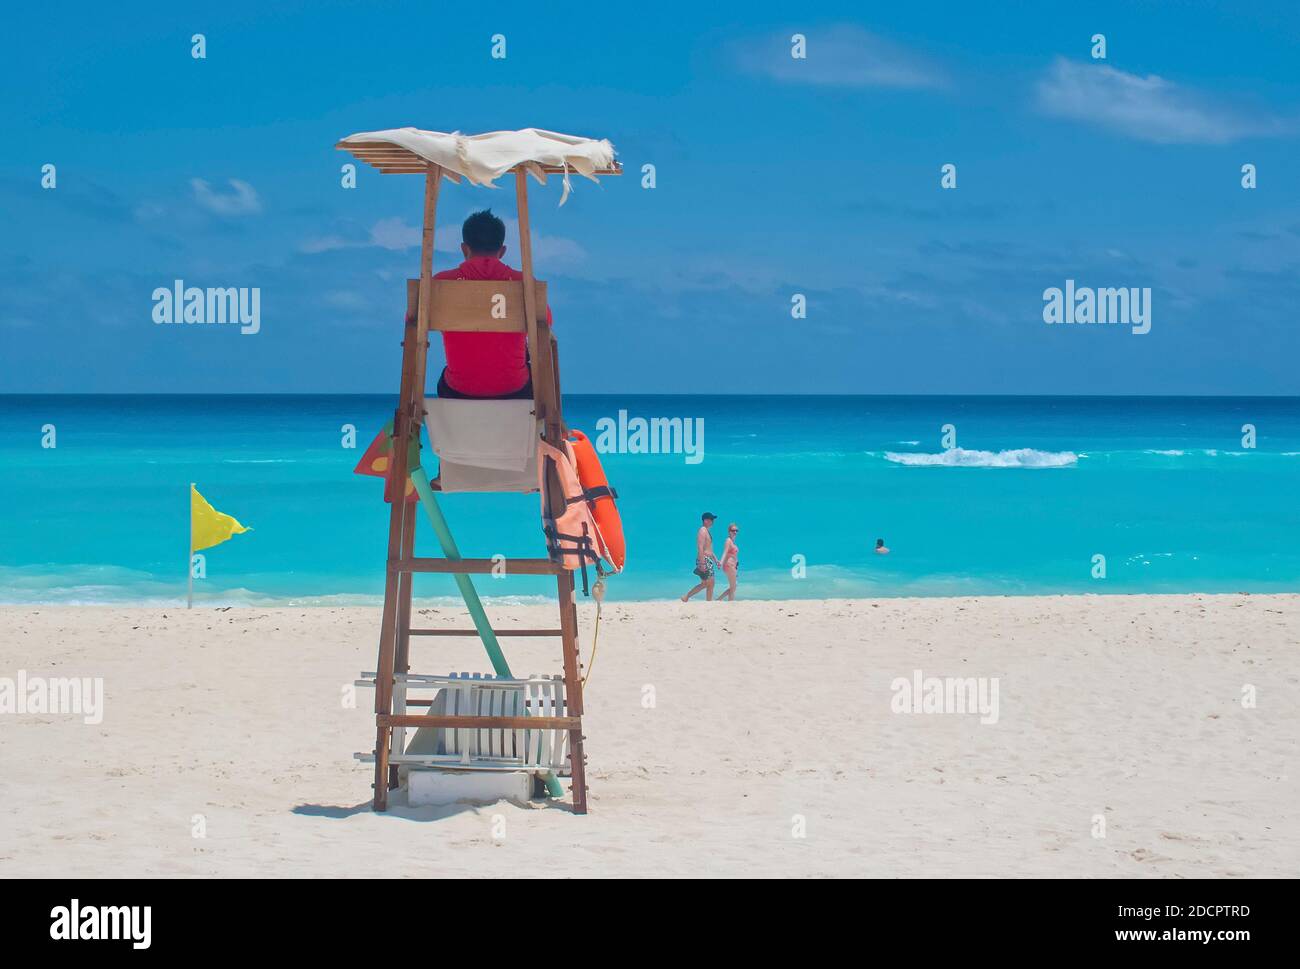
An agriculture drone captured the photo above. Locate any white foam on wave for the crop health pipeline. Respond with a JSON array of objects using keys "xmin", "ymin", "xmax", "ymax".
[
  {"xmin": 1141, "ymin": 448, "xmax": 1285, "ymax": 459},
  {"xmin": 0, "ymin": 563, "xmax": 561, "ymax": 607},
  {"xmin": 883, "ymin": 447, "xmax": 1078, "ymax": 468}
]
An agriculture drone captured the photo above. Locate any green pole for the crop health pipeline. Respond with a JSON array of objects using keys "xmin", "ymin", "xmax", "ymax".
[
  {"xmin": 408, "ymin": 463, "xmax": 565, "ymax": 800},
  {"xmin": 409, "ymin": 465, "xmax": 511, "ymax": 677}
]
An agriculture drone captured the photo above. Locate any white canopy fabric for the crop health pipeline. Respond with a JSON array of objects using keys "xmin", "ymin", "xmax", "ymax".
[{"xmin": 339, "ymin": 127, "xmax": 616, "ymax": 203}]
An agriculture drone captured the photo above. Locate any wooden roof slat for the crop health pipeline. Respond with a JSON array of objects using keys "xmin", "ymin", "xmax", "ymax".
[{"xmin": 335, "ymin": 141, "xmax": 621, "ymax": 176}]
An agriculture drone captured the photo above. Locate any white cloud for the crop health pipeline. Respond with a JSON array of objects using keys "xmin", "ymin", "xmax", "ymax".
[
  {"xmin": 533, "ymin": 234, "xmax": 586, "ymax": 267},
  {"xmin": 190, "ymin": 178, "xmax": 262, "ymax": 216},
  {"xmin": 1035, "ymin": 57, "xmax": 1290, "ymax": 144},
  {"xmin": 299, "ymin": 213, "xmax": 589, "ymax": 268},
  {"xmin": 733, "ymin": 24, "xmax": 946, "ymax": 90},
  {"xmin": 369, "ymin": 217, "xmax": 422, "ymax": 250},
  {"xmin": 434, "ymin": 214, "xmax": 587, "ymax": 268},
  {"xmin": 300, "ymin": 234, "xmax": 350, "ymax": 254},
  {"xmin": 133, "ymin": 201, "xmax": 166, "ymax": 222},
  {"xmin": 322, "ymin": 290, "xmax": 369, "ymax": 310},
  {"xmin": 297, "ymin": 218, "xmax": 421, "ymax": 254}
]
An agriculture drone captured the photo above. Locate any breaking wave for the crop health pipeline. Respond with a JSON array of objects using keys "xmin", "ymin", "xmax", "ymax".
[{"xmin": 883, "ymin": 447, "xmax": 1078, "ymax": 468}]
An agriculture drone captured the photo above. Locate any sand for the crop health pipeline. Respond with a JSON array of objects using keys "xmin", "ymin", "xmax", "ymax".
[{"xmin": 1, "ymin": 594, "xmax": 1296, "ymax": 878}]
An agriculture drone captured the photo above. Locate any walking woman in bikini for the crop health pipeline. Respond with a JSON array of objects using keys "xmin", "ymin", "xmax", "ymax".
[{"xmin": 717, "ymin": 523, "xmax": 740, "ymax": 601}]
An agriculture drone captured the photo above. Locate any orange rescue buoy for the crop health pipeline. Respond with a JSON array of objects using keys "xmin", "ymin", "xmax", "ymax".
[{"xmin": 567, "ymin": 430, "xmax": 625, "ymax": 572}]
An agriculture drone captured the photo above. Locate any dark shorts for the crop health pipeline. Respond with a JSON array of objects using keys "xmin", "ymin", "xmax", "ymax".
[
  {"xmin": 436, "ymin": 367, "xmax": 533, "ymax": 401},
  {"xmin": 693, "ymin": 561, "xmax": 715, "ymax": 580}
]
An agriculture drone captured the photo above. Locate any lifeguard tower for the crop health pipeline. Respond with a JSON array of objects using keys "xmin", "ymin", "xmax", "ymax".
[{"xmin": 339, "ymin": 128, "xmax": 622, "ymax": 814}]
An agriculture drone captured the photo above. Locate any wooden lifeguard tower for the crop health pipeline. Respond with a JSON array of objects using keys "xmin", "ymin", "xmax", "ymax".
[{"xmin": 338, "ymin": 129, "xmax": 621, "ymax": 814}]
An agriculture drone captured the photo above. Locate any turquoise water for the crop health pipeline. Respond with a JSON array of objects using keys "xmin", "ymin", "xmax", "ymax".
[{"xmin": 1, "ymin": 395, "xmax": 1297, "ymax": 604}]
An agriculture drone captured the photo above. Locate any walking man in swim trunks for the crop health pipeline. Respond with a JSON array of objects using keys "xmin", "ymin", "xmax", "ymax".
[{"xmin": 681, "ymin": 512, "xmax": 719, "ymax": 601}]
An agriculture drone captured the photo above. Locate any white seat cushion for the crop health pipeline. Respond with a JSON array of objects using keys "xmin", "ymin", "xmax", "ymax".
[
  {"xmin": 425, "ymin": 398, "xmax": 539, "ymax": 470},
  {"xmin": 424, "ymin": 398, "xmax": 540, "ymax": 493}
]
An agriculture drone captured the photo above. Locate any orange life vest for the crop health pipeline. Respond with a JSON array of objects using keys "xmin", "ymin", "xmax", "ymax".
[{"xmin": 537, "ymin": 436, "xmax": 623, "ymax": 590}]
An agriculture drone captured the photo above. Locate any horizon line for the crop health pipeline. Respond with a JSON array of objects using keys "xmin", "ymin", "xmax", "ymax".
[{"xmin": 2, "ymin": 392, "xmax": 1299, "ymax": 400}]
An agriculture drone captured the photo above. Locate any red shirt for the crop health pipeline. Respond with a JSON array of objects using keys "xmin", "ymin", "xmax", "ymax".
[{"xmin": 432, "ymin": 256, "xmax": 550, "ymax": 397}]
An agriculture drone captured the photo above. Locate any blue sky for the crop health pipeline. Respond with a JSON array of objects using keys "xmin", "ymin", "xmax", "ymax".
[{"xmin": 2, "ymin": 0, "xmax": 1299, "ymax": 394}]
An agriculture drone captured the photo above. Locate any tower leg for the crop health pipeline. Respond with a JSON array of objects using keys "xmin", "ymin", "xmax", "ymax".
[
  {"xmin": 390, "ymin": 505, "xmax": 417, "ymax": 791},
  {"xmin": 557, "ymin": 570, "xmax": 588, "ymax": 814},
  {"xmin": 372, "ymin": 165, "xmax": 441, "ymax": 812},
  {"xmin": 372, "ymin": 505, "xmax": 404, "ymax": 811}
]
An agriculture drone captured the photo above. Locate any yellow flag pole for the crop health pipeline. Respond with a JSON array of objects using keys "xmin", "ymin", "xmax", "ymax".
[{"xmin": 187, "ymin": 482, "xmax": 194, "ymax": 609}]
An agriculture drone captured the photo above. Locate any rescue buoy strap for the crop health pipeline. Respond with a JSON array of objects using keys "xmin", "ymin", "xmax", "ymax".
[
  {"xmin": 562, "ymin": 485, "xmax": 617, "ymax": 507},
  {"xmin": 541, "ymin": 524, "xmax": 601, "ymax": 562}
]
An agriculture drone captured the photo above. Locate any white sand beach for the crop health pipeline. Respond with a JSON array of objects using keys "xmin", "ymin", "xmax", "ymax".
[{"xmin": 1, "ymin": 594, "xmax": 1296, "ymax": 878}]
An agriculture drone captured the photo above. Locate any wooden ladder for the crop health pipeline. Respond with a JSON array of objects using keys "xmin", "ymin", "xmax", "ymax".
[{"xmin": 369, "ymin": 165, "xmax": 589, "ymax": 813}]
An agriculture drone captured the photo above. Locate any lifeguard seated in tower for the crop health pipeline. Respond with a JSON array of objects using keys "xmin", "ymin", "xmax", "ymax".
[{"xmin": 430, "ymin": 209, "xmax": 552, "ymax": 400}]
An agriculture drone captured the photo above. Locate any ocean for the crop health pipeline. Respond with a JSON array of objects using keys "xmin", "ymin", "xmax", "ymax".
[{"xmin": 1, "ymin": 395, "xmax": 1298, "ymax": 605}]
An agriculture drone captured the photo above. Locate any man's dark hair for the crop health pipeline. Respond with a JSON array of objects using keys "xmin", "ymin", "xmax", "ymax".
[
  {"xmin": 702, "ymin": 512, "xmax": 717, "ymax": 523},
  {"xmin": 462, "ymin": 209, "xmax": 506, "ymax": 254}
]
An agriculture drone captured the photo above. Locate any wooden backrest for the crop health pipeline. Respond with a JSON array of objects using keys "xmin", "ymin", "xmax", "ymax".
[{"xmin": 407, "ymin": 278, "xmax": 548, "ymax": 333}]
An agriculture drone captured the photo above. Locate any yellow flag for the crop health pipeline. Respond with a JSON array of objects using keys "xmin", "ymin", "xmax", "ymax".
[{"xmin": 191, "ymin": 485, "xmax": 251, "ymax": 552}]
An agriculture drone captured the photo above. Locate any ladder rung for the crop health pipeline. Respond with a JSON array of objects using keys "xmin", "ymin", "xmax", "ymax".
[
  {"xmin": 388, "ymin": 698, "xmax": 555, "ymax": 708},
  {"xmin": 358, "ymin": 672, "xmax": 568, "ymax": 687},
  {"xmin": 380, "ymin": 714, "xmax": 580, "ymax": 730},
  {"xmin": 391, "ymin": 557, "xmax": 563, "ymax": 575},
  {"xmin": 354, "ymin": 753, "xmax": 556, "ymax": 771},
  {"xmin": 408, "ymin": 628, "xmax": 564, "ymax": 637}
]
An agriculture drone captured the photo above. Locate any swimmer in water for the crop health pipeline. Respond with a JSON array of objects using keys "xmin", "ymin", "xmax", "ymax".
[{"xmin": 875, "ymin": 538, "xmax": 889, "ymax": 555}]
